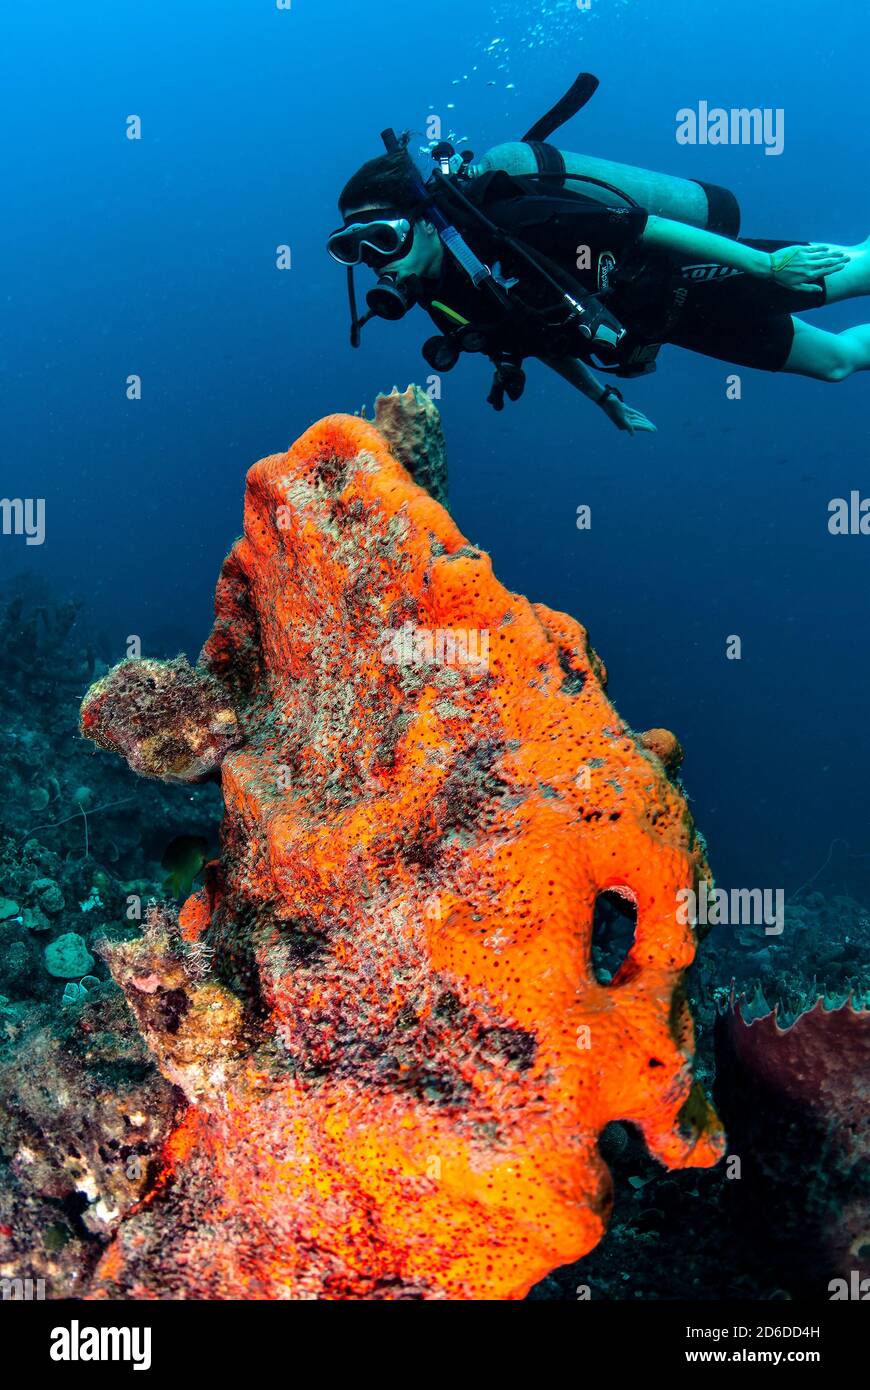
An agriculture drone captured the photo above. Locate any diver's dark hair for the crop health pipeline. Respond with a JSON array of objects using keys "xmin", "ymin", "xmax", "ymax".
[{"xmin": 338, "ymin": 144, "xmax": 422, "ymax": 216}]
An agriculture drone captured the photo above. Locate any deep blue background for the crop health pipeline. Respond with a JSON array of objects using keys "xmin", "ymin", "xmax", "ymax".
[{"xmin": 2, "ymin": 0, "xmax": 868, "ymax": 901}]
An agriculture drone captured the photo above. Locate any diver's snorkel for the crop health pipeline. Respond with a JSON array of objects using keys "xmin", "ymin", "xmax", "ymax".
[
  {"xmin": 347, "ymin": 262, "xmax": 409, "ymax": 345},
  {"xmin": 347, "ymin": 267, "xmax": 364, "ymax": 348}
]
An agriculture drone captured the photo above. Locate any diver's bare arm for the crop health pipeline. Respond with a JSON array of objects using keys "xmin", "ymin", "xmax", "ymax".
[
  {"xmin": 542, "ymin": 355, "xmax": 608, "ymax": 401},
  {"xmin": 641, "ymin": 217, "xmax": 849, "ymax": 287},
  {"xmin": 542, "ymin": 357, "xmax": 657, "ymax": 436}
]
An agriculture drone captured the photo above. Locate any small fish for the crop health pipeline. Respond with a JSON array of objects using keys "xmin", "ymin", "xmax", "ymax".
[{"xmin": 162, "ymin": 834, "xmax": 209, "ymax": 901}]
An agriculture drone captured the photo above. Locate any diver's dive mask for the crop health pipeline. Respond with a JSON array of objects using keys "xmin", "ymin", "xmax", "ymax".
[{"xmin": 327, "ymin": 216, "xmax": 413, "ymax": 269}]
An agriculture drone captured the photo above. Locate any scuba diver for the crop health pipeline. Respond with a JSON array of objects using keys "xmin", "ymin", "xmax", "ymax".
[{"xmin": 327, "ymin": 74, "xmax": 870, "ymax": 434}]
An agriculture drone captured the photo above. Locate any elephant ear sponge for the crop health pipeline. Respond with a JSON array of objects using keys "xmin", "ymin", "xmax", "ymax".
[{"xmin": 81, "ymin": 404, "xmax": 724, "ymax": 1301}]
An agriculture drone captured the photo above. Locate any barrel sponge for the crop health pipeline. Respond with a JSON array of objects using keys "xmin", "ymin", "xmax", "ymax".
[
  {"xmin": 716, "ymin": 993, "xmax": 870, "ymax": 1290},
  {"xmin": 81, "ymin": 405, "xmax": 723, "ymax": 1301}
]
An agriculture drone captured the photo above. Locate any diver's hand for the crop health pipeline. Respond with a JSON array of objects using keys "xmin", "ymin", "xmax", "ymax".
[
  {"xmin": 769, "ymin": 244, "xmax": 850, "ymax": 292},
  {"xmin": 600, "ymin": 394, "xmax": 657, "ymax": 436}
]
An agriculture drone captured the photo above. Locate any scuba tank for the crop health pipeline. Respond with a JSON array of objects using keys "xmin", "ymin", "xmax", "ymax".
[
  {"xmin": 467, "ymin": 72, "xmax": 741, "ymax": 237},
  {"xmin": 470, "ymin": 143, "xmax": 740, "ymax": 236}
]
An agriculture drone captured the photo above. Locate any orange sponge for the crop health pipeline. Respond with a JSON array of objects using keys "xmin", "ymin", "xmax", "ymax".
[{"xmin": 83, "ymin": 403, "xmax": 723, "ymax": 1300}]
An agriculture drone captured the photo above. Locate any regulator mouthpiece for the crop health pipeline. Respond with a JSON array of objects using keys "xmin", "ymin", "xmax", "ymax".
[{"xmin": 366, "ymin": 272, "xmax": 418, "ymax": 321}]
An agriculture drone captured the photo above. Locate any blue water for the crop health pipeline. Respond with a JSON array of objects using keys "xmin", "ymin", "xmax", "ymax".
[{"xmin": 2, "ymin": 0, "xmax": 868, "ymax": 902}]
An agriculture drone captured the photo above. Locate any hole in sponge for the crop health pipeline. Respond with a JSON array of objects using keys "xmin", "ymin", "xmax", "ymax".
[{"xmin": 591, "ymin": 888, "xmax": 638, "ymax": 983}]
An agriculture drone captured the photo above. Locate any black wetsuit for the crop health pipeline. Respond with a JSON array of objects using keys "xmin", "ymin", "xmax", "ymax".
[{"xmin": 421, "ymin": 171, "xmax": 825, "ymax": 373}]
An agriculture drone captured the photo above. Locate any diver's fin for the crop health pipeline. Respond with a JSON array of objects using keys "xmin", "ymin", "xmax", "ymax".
[{"xmin": 522, "ymin": 72, "xmax": 600, "ymax": 144}]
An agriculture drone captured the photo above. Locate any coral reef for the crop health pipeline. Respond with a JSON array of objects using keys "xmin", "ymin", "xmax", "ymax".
[
  {"xmin": 700, "ymin": 889, "xmax": 870, "ymax": 1010},
  {"xmin": 79, "ymin": 391, "xmax": 723, "ymax": 1300},
  {"xmin": 0, "ymin": 574, "xmax": 221, "ymax": 1001},
  {"xmin": 4, "ymin": 398, "xmax": 863, "ymax": 1304},
  {"xmin": 0, "ymin": 987, "xmax": 179, "ymax": 1297},
  {"xmin": 0, "ymin": 576, "xmax": 217, "ymax": 1295}
]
